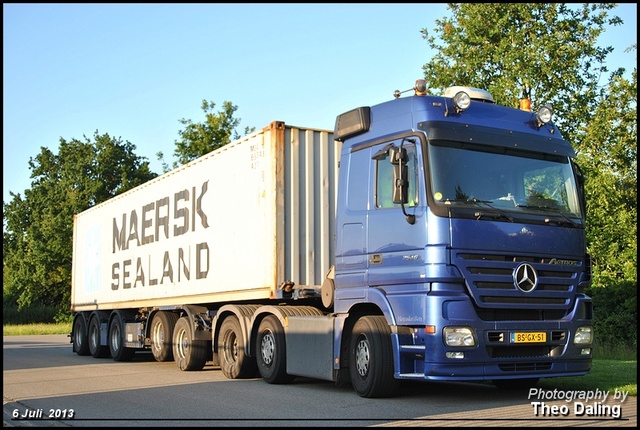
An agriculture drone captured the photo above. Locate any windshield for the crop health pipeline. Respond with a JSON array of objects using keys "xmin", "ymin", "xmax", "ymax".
[{"xmin": 428, "ymin": 142, "xmax": 583, "ymax": 219}]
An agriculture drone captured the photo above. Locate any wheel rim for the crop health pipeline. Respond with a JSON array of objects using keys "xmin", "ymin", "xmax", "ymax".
[
  {"xmin": 74, "ymin": 321, "xmax": 83, "ymax": 347},
  {"xmin": 90, "ymin": 322, "xmax": 98, "ymax": 350},
  {"xmin": 222, "ymin": 329, "xmax": 239, "ymax": 364},
  {"xmin": 152, "ymin": 321, "xmax": 164, "ymax": 354},
  {"xmin": 355, "ymin": 338, "xmax": 370, "ymax": 377},
  {"xmin": 111, "ymin": 323, "xmax": 121, "ymax": 352},
  {"xmin": 176, "ymin": 328, "xmax": 188, "ymax": 359},
  {"xmin": 260, "ymin": 330, "xmax": 275, "ymax": 366}
]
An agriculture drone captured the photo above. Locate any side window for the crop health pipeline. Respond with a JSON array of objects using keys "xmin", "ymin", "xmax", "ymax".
[
  {"xmin": 376, "ymin": 156, "xmax": 394, "ymax": 208},
  {"xmin": 374, "ymin": 141, "xmax": 418, "ymax": 209},
  {"xmin": 346, "ymin": 150, "xmax": 370, "ymax": 211}
]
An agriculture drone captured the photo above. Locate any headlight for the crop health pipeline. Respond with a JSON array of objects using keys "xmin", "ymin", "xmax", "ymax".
[
  {"xmin": 574, "ymin": 326, "xmax": 592, "ymax": 345},
  {"xmin": 444, "ymin": 327, "xmax": 476, "ymax": 347}
]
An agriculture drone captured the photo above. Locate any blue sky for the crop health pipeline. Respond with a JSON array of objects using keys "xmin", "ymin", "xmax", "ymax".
[{"xmin": 3, "ymin": 3, "xmax": 637, "ymax": 204}]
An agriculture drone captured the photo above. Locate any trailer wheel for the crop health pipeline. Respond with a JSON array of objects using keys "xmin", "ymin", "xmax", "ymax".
[
  {"xmin": 173, "ymin": 316, "xmax": 207, "ymax": 371},
  {"xmin": 88, "ymin": 316, "xmax": 110, "ymax": 358},
  {"xmin": 256, "ymin": 315, "xmax": 294, "ymax": 384},
  {"xmin": 151, "ymin": 311, "xmax": 179, "ymax": 362},
  {"xmin": 109, "ymin": 314, "xmax": 134, "ymax": 362},
  {"xmin": 72, "ymin": 316, "xmax": 90, "ymax": 356},
  {"xmin": 218, "ymin": 316, "xmax": 257, "ymax": 379},
  {"xmin": 349, "ymin": 315, "xmax": 399, "ymax": 398}
]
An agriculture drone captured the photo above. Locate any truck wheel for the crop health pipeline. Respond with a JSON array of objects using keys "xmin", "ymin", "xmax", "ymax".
[
  {"xmin": 72, "ymin": 316, "xmax": 90, "ymax": 356},
  {"xmin": 173, "ymin": 316, "xmax": 207, "ymax": 371},
  {"xmin": 256, "ymin": 315, "xmax": 294, "ymax": 384},
  {"xmin": 88, "ymin": 316, "xmax": 110, "ymax": 358},
  {"xmin": 349, "ymin": 315, "xmax": 399, "ymax": 398},
  {"xmin": 218, "ymin": 316, "xmax": 257, "ymax": 379},
  {"xmin": 151, "ymin": 311, "xmax": 179, "ymax": 362},
  {"xmin": 109, "ymin": 314, "xmax": 134, "ymax": 362}
]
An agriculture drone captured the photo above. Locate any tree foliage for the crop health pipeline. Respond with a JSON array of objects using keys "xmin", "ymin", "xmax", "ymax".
[
  {"xmin": 159, "ymin": 100, "xmax": 255, "ymax": 170},
  {"xmin": 579, "ymin": 65, "xmax": 637, "ymax": 285},
  {"xmin": 420, "ymin": 3, "xmax": 622, "ymax": 141},
  {"xmin": 3, "ymin": 132, "xmax": 156, "ymax": 313}
]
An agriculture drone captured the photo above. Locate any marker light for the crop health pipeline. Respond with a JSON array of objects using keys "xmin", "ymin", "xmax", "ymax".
[
  {"xmin": 520, "ymin": 98, "xmax": 532, "ymax": 111},
  {"xmin": 414, "ymin": 79, "xmax": 427, "ymax": 96},
  {"xmin": 536, "ymin": 104, "xmax": 553, "ymax": 126},
  {"xmin": 394, "ymin": 79, "xmax": 429, "ymax": 99}
]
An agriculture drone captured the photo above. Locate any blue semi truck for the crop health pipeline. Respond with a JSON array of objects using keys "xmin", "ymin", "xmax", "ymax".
[{"xmin": 70, "ymin": 80, "xmax": 592, "ymax": 397}]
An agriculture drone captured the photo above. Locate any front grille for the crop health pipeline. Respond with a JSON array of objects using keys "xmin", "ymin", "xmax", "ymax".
[
  {"xmin": 455, "ymin": 251, "xmax": 583, "ymax": 318},
  {"xmin": 477, "ymin": 308, "xmax": 566, "ymax": 321},
  {"xmin": 490, "ymin": 346, "xmax": 552, "ymax": 358}
]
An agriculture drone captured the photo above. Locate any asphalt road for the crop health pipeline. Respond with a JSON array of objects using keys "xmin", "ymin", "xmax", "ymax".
[{"xmin": 3, "ymin": 335, "xmax": 636, "ymax": 427}]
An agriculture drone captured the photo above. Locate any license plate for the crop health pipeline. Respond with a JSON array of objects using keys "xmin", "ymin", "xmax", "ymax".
[{"xmin": 510, "ymin": 332, "xmax": 546, "ymax": 343}]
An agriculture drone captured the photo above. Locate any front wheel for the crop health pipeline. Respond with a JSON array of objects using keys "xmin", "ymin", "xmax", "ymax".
[
  {"xmin": 256, "ymin": 315, "xmax": 294, "ymax": 384},
  {"xmin": 173, "ymin": 316, "xmax": 207, "ymax": 371},
  {"xmin": 349, "ymin": 315, "xmax": 399, "ymax": 398}
]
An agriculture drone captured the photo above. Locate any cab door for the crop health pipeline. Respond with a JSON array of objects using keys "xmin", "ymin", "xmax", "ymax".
[{"xmin": 367, "ymin": 136, "xmax": 427, "ymax": 287}]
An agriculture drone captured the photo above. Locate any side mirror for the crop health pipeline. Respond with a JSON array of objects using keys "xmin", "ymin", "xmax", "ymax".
[{"xmin": 389, "ymin": 147, "xmax": 409, "ymax": 204}]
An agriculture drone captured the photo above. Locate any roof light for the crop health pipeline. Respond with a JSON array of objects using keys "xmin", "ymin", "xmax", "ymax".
[
  {"xmin": 394, "ymin": 79, "xmax": 429, "ymax": 99},
  {"xmin": 453, "ymin": 91, "xmax": 471, "ymax": 112},
  {"xmin": 519, "ymin": 98, "xmax": 531, "ymax": 111},
  {"xmin": 414, "ymin": 79, "xmax": 427, "ymax": 96},
  {"xmin": 536, "ymin": 104, "xmax": 553, "ymax": 126}
]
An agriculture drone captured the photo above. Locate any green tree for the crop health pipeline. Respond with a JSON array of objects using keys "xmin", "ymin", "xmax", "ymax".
[
  {"xmin": 420, "ymin": 3, "xmax": 622, "ymax": 141},
  {"xmin": 579, "ymin": 64, "xmax": 637, "ymax": 286},
  {"xmin": 3, "ymin": 132, "xmax": 156, "ymax": 315},
  {"xmin": 157, "ymin": 100, "xmax": 255, "ymax": 170}
]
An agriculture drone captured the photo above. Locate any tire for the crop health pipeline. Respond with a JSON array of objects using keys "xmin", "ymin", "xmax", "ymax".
[
  {"xmin": 109, "ymin": 313, "xmax": 135, "ymax": 362},
  {"xmin": 493, "ymin": 378, "xmax": 540, "ymax": 390},
  {"xmin": 173, "ymin": 316, "xmax": 207, "ymax": 371},
  {"xmin": 150, "ymin": 311, "xmax": 179, "ymax": 362},
  {"xmin": 349, "ymin": 315, "xmax": 399, "ymax": 398},
  {"xmin": 218, "ymin": 316, "xmax": 257, "ymax": 379},
  {"xmin": 72, "ymin": 315, "xmax": 90, "ymax": 356},
  {"xmin": 256, "ymin": 315, "xmax": 294, "ymax": 384},
  {"xmin": 88, "ymin": 316, "xmax": 110, "ymax": 358}
]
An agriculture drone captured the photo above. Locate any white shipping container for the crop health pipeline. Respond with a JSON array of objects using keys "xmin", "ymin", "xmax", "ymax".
[{"xmin": 71, "ymin": 122, "xmax": 340, "ymax": 311}]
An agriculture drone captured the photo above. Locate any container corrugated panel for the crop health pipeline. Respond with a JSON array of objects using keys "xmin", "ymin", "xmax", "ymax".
[
  {"xmin": 282, "ymin": 124, "xmax": 340, "ymax": 288},
  {"xmin": 71, "ymin": 121, "xmax": 339, "ymax": 311}
]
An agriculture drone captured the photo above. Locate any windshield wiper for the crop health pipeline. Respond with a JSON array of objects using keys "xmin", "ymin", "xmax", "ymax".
[
  {"xmin": 517, "ymin": 205, "xmax": 580, "ymax": 227},
  {"xmin": 454, "ymin": 198, "xmax": 514, "ymax": 222}
]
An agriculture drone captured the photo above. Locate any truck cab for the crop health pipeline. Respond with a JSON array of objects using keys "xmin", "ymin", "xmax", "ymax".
[{"xmin": 331, "ymin": 80, "xmax": 592, "ymax": 396}]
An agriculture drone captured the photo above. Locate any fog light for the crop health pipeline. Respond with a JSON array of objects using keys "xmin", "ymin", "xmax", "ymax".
[
  {"xmin": 446, "ymin": 351, "xmax": 464, "ymax": 359},
  {"xmin": 581, "ymin": 348, "xmax": 592, "ymax": 356}
]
